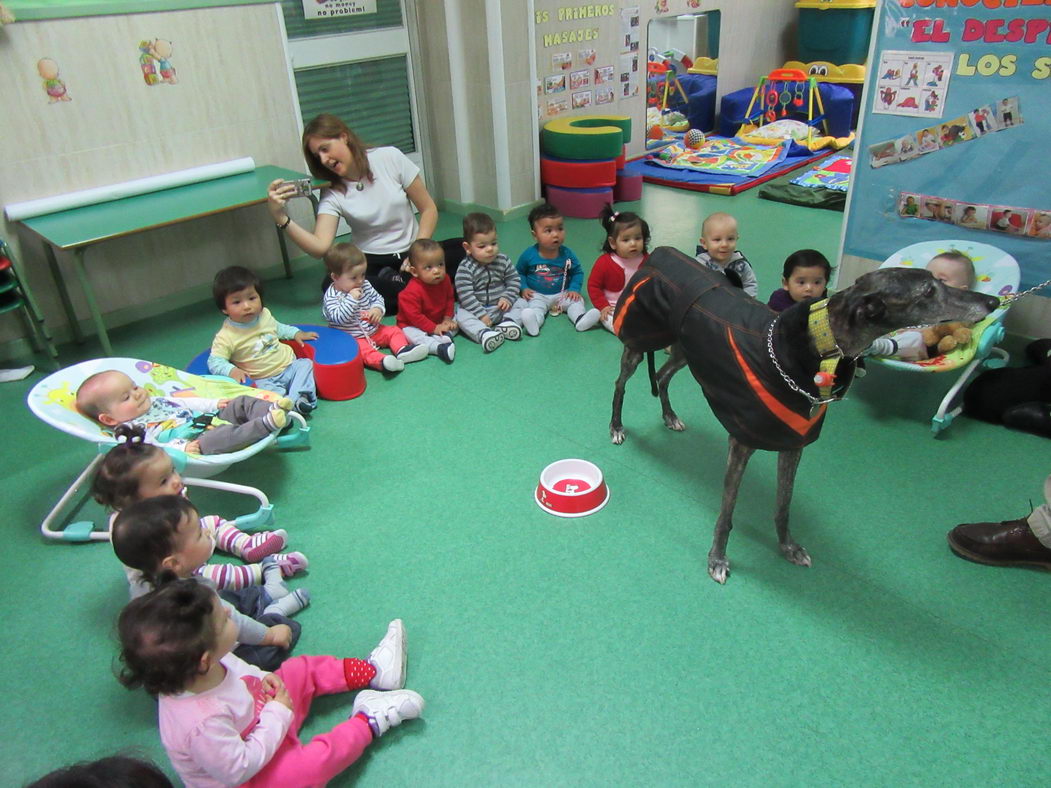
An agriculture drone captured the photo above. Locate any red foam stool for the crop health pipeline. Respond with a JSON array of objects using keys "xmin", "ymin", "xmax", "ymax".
[
  {"xmin": 540, "ymin": 155, "xmax": 617, "ymax": 189},
  {"xmin": 615, "ymin": 146, "xmax": 626, "ymax": 170},
  {"xmin": 545, "ymin": 185, "xmax": 614, "ymax": 219},
  {"xmin": 291, "ymin": 324, "xmax": 365, "ymax": 400},
  {"xmin": 614, "ymin": 169, "xmax": 643, "ymax": 202}
]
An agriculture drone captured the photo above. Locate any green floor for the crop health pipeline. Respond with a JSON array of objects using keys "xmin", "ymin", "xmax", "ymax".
[{"xmin": 6, "ymin": 185, "xmax": 1051, "ymax": 786}]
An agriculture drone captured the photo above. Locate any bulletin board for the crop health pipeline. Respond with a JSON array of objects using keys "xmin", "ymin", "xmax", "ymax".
[{"xmin": 841, "ymin": 1, "xmax": 1051, "ymax": 290}]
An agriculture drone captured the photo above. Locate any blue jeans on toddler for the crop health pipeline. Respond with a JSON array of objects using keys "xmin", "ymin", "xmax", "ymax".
[{"xmin": 255, "ymin": 357, "xmax": 317, "ymax": 414}]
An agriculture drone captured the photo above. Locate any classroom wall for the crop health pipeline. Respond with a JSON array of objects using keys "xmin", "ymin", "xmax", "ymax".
[
  {"xmin": 0, "ymin": 3, "xmax": 312, "ymax": 353},
  {"xmin": 533, "ymin": 0, "xmax": 798, "ymax": 160}
]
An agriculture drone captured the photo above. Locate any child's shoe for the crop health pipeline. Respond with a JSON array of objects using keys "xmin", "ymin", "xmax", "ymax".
[
  {"xmin": 272, "ymin": 551, "xmax": 309, "ymax": 578},
  {"xmin": 396, "ymin": 343, "xmax": 429, "ymax": 364},
  {"xmin": 294, "ymin": 397, "xmax": 315, "ymax": 416},
  {"xmin": 352, "ymin": 689, "xmax": 425, "ymax": 737},
  {"xmin": 436, "ymin": 341, "xmax": 455, "ymax": 363},
  {"xmin": 575, "ymin": 307, "xmax": 601, "ymax": 332},
  {"xmin": 521, "ymin": 309, "xmax": 541, "ymax": 337},
  {"xmin": 264, "ymin": 408, "xmax": 288, "ymax": 432},
  {"xmin": 481, "ymin": 330, "xmax": 504, "ymax": 353},
  {"xmin": 382, "ymin": 355, "xmax": 406, "ymax": 372},
  {"xmin": 242, "ymin": 529, "xmax": 289, "ymax": 563},
  {"xmin": 497, "ymin": 320, "xmax": 521, "ymax": 341},
  {"xmin": 368, "ymin": 618, "xmax": 407, "ymax": 690},
  {"xmin": 275, "ymin": 397, "xmax": 294, "ymax": 410}
]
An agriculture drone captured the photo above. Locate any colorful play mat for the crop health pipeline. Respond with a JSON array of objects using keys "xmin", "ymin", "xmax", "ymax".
[
  {"xmin": 640, "ymin": 135, "xmax": 834, "ymax": 196},
  {"xmin": 758, "ymin": 152, "xmax": 853, "ymax": 210}
]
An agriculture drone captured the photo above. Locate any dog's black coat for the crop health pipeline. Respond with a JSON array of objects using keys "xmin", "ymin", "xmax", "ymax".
[
  {"xmin": 611, "ymin": 246, "xmax": 1002, "ymax": 582},
  {"xmin": 614, "ymin": 247, "xmax": 853, "ymax": 451}
]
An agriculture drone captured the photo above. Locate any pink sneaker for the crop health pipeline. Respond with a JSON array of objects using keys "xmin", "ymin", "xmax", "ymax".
[
  {"xmin": 272, "ymin": 551, "xmax": 309, "ymax": 578},
  {"xmin": 241, "ymin": 529, "xmax": 288, "ymax": 563}
]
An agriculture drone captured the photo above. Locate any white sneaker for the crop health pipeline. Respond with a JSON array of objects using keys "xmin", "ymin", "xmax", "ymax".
[
  {"xmin": 352, "ymin": 689, "xmax": 425, "ymax": 737},
  {"xmin": 575, "ymin": 307, "xmax": 601, "ymax": 332},
  {"xmin": 396, "ymin": 344, "xmax": 429, "ymax": 364},
  {"xmin": 497, "ymin": 320, "xmax": 522, "ymax": 341},
  {"xmin": 368, "ymin": 619, "xmax": 407, "ymax": 690},
  {"xmin": 382, "ymin": 355, "xmax": 405, "ymax": 372},
  {"xmin": 521, "ymin": 309, "xmax": 541, "ymax": 337},
  {"xmin": 481, "ymin": 330, "xmax": 504, "ymax": 353}
]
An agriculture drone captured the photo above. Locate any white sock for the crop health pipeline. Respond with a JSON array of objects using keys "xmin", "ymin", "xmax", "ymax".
[{"xmin": 264, "ymin": 588, "xmax": 311, "ymax": 617}]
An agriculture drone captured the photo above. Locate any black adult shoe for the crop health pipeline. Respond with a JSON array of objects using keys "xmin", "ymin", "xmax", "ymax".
[
  {"xmin": 1002, "ymin": 402, "xmax": 1051, "ymax": 438},
  {"xmin": 1024, "ymin": 338, "xmax": 1051, "ymax": 367},
  {"xmin": 947, "ymin": 517, "xmax": 1051, "ymax": 569}
]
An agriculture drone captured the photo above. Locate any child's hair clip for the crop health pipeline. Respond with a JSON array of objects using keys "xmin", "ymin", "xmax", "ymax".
[{"xmin": 612, "ymin": 211, "xmax": 620, "ymax": 219}]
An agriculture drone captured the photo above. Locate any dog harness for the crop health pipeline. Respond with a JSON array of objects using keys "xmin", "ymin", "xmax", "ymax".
[{"xmin": 614, "ymin": 247, "xmax": 854, "ymax": 452}]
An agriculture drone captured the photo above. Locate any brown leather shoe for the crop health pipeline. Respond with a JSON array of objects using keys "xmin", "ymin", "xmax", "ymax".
[{"xmin": 947, "ymin": 517, "xmax": 1051, "ymax": 569}]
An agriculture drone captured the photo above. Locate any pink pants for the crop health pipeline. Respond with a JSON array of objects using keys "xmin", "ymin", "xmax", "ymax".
[
  {"xmin": 242, "ymin": 655, "xmax": 374, "ymax": 788},
  {"xmin": 357, "ymin": 324, "xmax": 411, "ymax": 370}
]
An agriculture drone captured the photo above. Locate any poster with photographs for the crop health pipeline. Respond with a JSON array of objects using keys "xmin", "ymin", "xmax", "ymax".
[
  {"xmin": 899, "ymin": 192, "xmax": 1048, "ymax": 240},
  {"xmin": 873, "ymin": 50, "xmax": 953, "ymax": 119},
  {"xmin": 570, "ymin": 69, "xmax": 590, "ymax": 90},
  {"xmin": 869, "ymin": 97, "xmax": 1023, "ymax": 169},
  {"xmin": 546, "ymin": 97, "xmax": 569, "ymax": 117},
  {"xmin": 551, "ymin": 52, "xmax": 572, "ymax": 72},
  {"xmin": 595, "ymin": 86, "xmax": 614, "ymax": 105},
  {"xmin": 619, "ymin": 52, "xmax": 639, "ymax": 98},
  {"xmin": 579, "ymin": 48, "xmax": 597, "ymax": 67},
  {"xmin": 594, "ymin": 65, "xmax": 614, "ymax": 85},
  {"xmin": 544, "ymin": 74, "xmax": 567, "ymax": 95},
  {"xmin": 572, "ymin": 90, "xmax": 593, "ymax": 110},
  {"xmin": 620, "ymin": 6, "xmax": 640, "ymax": 53}
]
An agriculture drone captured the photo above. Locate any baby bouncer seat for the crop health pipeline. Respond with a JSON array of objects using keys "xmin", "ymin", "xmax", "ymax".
[
  {"xmin": 27, "ymin": 358, "xmax": 310, "ymax": 542},
  {"xmin": 871, "ymin": 239, "xmax": 1019, "ymax": 435}
]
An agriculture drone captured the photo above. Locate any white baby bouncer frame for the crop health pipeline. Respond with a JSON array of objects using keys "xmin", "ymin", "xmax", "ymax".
[{"xmin": 27, "ymin": 358, "xmax": 310, "ymax": 542}]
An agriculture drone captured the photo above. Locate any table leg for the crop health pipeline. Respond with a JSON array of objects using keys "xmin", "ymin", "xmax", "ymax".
[
  {"xmin": 70, "ymin": 248, "xmax": 113, "ymax": 356},
  {"xmin": 43, "ymin": 242, "xmax": 85, "ymax": 344},
  {"xmin": 275, "ymin": 225, "xmax": 293, "ymax": 279}
]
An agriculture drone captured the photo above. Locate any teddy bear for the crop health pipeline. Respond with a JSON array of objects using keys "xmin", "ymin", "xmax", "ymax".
[{"xmin": 921, "ymin": 321, "xmax": 972, "ymax": 356}]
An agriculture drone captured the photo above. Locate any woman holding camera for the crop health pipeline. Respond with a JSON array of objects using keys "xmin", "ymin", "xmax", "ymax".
[{"xmin": 267, "ymin": 113, "xmax": 438, "ymax": 312}]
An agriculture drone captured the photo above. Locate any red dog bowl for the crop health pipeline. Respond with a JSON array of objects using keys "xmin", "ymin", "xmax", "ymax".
[{"xmin": 535, "ymin": 459, "xmax": 609, "ymax": 518}]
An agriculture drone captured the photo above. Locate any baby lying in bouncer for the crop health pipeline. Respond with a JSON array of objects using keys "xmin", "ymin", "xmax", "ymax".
[
  {"xmin": 76, "ymin": 370, "xmax": 291, "ymax": 455},
  {"xmin": 867, "ymin": 250, "xmax": 976, "ymax": 361}
]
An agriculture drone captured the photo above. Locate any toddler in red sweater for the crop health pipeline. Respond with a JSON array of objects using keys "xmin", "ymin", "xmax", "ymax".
[
  {"xmin": 397, "ymin": 238, "xmax": 457, "ymax": 363},
  {"xmin": 586, "ymin": 206, "xmax": 651, "ymax": 333}
]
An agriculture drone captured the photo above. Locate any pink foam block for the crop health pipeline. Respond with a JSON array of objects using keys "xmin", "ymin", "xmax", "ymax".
[
  {"xmin": 613, "ymin": 170, "xmax": 643, "ymax": 202},
  {"xmin": 545, "ymin": 185, "xmax": 614, "ymax": 219}
]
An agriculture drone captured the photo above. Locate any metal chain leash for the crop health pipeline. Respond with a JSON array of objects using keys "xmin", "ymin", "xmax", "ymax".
[
  {"xmin": 1000, "ymin": 277, "xmax": 1051, "ymax": 305},
  {"xmin": 766, "ymin": 318, "xmax": 842, "ymax": 407}
]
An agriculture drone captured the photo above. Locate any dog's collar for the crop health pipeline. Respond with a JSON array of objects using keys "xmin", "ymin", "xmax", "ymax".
[
  {"xmin": 767, "ymin": 299, "xmax": 852, "ymax": 410},
  {"xmin": 807, "ymin": 299, "xmax": 843, "ymax": 399}
]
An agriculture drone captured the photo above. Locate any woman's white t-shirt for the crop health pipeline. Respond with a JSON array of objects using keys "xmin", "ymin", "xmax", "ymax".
[{"xmin": 316, "ymin": 146, "xmax": 420, "ymax": 255}]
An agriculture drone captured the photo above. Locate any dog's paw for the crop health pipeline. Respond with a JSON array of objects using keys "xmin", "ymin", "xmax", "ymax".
[
  {"xmin": 663, "ymin": 414, "xmax": 686, "ymax": 432},
  {"xmin": 707, "ymin": 557, "xmax": 730, "ymax": 584},
  {"xmin": 779, "ymin": 542, "xmax": 812, "ymax": 568},
  {"xmin": 610, "ymin": 426, "xmax": 626, "ymax": 445}
]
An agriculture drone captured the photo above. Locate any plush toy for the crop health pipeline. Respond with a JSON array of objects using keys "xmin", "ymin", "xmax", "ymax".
[{"xmin": 921, "ymin": 321, "xmax": 972, "ymax": 356}]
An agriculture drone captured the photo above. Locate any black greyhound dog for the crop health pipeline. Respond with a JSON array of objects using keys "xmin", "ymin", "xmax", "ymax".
[{"xmin": 610, "ymin": 247, "xmax": 1000, "ymax": 583}]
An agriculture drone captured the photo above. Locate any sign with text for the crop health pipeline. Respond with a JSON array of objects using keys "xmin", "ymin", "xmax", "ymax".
[{"xmin": 303, "ymin": 0, "xmax": 376, "ymax": 20}]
